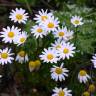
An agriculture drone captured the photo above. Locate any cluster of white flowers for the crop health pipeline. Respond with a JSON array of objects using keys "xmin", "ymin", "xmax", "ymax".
[
  {"xmin": 1, "ymin": 26, "xmax": 28, "ymax": 46},
  {"xmin": 0, "ymin": 8, "xmax": 95, "ymax": 96}
]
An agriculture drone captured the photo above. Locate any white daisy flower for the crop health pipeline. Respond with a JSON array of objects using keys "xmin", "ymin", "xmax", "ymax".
[
  {"xmin": 65, "ymin": 30, "xmax": 74, "ymax": 41},
  {"xmin": 51, "ymin": 39, "xmax": 65, "ymax": 50},
  {"xmin": 78, "ymin": 70, "xmax": 91, "ymax": 83},
  {"xmin": 0, "ymin": 26, "xmax": 21, "ymax": 43},
  {"xmin": 34, "ymin": 9, "xmax": 53, "ymax": 23},
  {"xmin": 53, "ymin": 27, "xmax": 68, "ymax": 40},
  {"xmin": 15, "ymin": 31, "xmax": 28, "ymax": 46},
  {"xmin": 16, "ymin": 51, "xmax": 28, "ymax": 64},
  {"xmin": 39, "ymin": 48, "xmax": 59, "ymax": 63},
  {"xmin": 91, "ymin": 54, "xmax": 96, "ymax": 68},
  {"xmin": 42, "ymin": 16, "xmax": 59, "ymax": 32},
  {"xmin": 71, "ymin": 16, "xmax": 83, "ymax": 27},
  {"xmin": 0, "ymin": 48, "xmax": 14, "ymax": 65},
  {"xmin": 52, "ymin": 87, "xmax": 72, "ymax": 96},
  {"xmin": 9, "ymin": 8, "xmax": 29, "ymax": 24},
  {"xmin": 50, "ymin": 63, "xmax": 69, "ymax": 81},
  {"xmin": 31, "ymin": 25, "xmax": 47, "ymax": 38},
  {"xmin": 58, "ymin": 42, "xmax": 76, "ymax": 59}
]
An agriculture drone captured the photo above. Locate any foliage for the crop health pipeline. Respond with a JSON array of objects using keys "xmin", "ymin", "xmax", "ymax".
[{"xmin": 0, "ymin": 1, "xmax": 96, "ymax": 96}]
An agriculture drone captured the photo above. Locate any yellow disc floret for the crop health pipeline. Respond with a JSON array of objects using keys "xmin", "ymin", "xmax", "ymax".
[
  {"xmin": 1, "ymin": 53, "xmax": 8, "ymax": 59},
  {"xmin": 18, "ymin": 51, "xmax": 25, "ymax": 57},
  {"xmin": 8, "ymin": 32, "xmax": 14, "ymax": 38},
  {"xmin": 55, "ymin": 68, "xmax": 63, "ymax": 74},
  {"xmin": 47, "ymin": 54, "xmax": 54, "ymax": 60},
  {"xmin": 58, "ymin": 90, "xmax": 65, "ymax": 96},
  {"xmin": 63, "ymin": 48, "xmax": 69, "ymax": 54},
  {"xmin": 79, "ymin": 70, "xmax": 87, "ymax": 76},
  {"xmin": 16, "ymin": 14, "xmax": 23, "ymax": 20},
  {"xmin": 48, "ymin": 22, "xmax": 54, "ymax": 28},
  {"xmin": 59, "ymin": 32, "xmax": 65, "ymax": 36}
]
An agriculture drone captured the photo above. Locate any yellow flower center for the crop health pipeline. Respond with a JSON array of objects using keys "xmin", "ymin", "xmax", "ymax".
[
  {"xmin": 1, "ymin": 53, "xmax": 8, "ymax": 59},
  {"xmin": 16, "ymin": 14, "xmax": 23, "ymax": 20},
  {"xmin": 74, "ymin": 20, "xmax": 80, "ymax": 24},
  {"xmin": 41, "ymin": 16, "xmax": 47, "ymax": 21},
  {"xmin": 63, "ymin": 48, "xmax": 69, "ymax": 54},
  {"xmin": 56, "ymin": 45, "xmax": 61, "ymax": 49},
  {"xmin": 8, "ymin": 32, "xmax": 14, "ymax": 38},
  {"xmin": 48, "ymin": 22, "xmax": 54, "ymax": 28},
  {"xmin": 29, "ymin": 61, "xmax": 36, "ymax": 68},
  {"xmin": 47, "ymin": 54, "xmax": 54, "ymax": 60},
  {"xmin": 18, "ymin": 51, "xmax": 25, "ymax": 57},
  {"xmin": 79, "ymin": 70, "xmax": 87, "ymax": 76},
  {"xmin": 83, "ymin": 91, "xmax": 90, "ymax": 96},
  {"xmin": 88, "ymin": 84, "xmax": 95, "ymax": 93},
  {"xmin": 20, "ymin": 37, "xmax": 26, "ymax": 43},
  {"xmin": 59, "ymin": 32, "xmax": 65, "ymax": 36},
  {"xmin": 58, "ymin": 90, "xmax": 65, "ymax": 96},
  {"xmin": 35, "ymin": 60, "xmax": 41, "ymax": 67},
  {"xmin": 37, "ymin": 28, "xmax": 43, "ymax": 33},
  {"xmin": 55, "ymin": 68, "xmax": 63, "ymax": 74}
]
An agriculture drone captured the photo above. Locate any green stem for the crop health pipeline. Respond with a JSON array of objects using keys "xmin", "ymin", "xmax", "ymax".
[{"xmin": 24, "ymin": 0, "xmax": 32, "ymax": 15}]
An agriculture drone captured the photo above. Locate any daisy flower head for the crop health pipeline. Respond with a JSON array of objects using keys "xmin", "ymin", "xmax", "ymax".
[
  {"xmin": 42, "ymin": 16, "xmax": 60, "ymax": 32},
  {"xmin": 53, "ymin": 26, "xmax": 68, "ymax": 40},
  {"xmin": 39, "ymin": 48, "xmax": 59, "ymax": 63},
  {"xmin": 91, "ymin": 54, "xmax": 96, "ymax": 68},
  {"xmin": 0, "ymin": 26, "xmax": 21, "ymax": 43},
  {"xmin": 34, "ymin": 9, "xmax": 53, "ymax": 23},
  {"xmin": 9, "ymin": 8, "xmax": 29, "ymax": 24},
  {"xmin": 0, "ymin": 48, "xmax": 14, "ymax": 65},
  {"xmin": 58, "ymin": 42, "xmax": 76, "ymax": 60},
  {"xmin": 29, "ymin": 60, "xmax": 41, "ymax": 72},
  {"xmin": 51, "ymin": 39, "xmax": 65, "ymax": 50},
  {"xmin": 50, "ymin": 63, "xmax": 69, "ymax": 81},
  {"xmin": 31, "ymin": 25, "xmax": 47, "ymax": 38},
  {"xmin": 71, "ymin": 15, "xmax": 83, "ymax": 27},
  {"xmin": 29, "ymin": 61, "xmax": 36, "ymax": 72},
  {"xmin": 16, "ymin": 50, "xmax": 28, "ymax": 64},
  {"xmin": 15, "ymin": 31, "xmax": 28, "ymax": 46},
  {"xmin": 52, "ymin": 87, "xmax": 72, "ymax": 96},
  {"xmin": 78, "ymin": 70, "xmax": 91, "ymax": 83},
  {"xmin": 88, "ymin": 84, "xmax": 96, "ymax": 93},
  {"xmin": 82, "ymin": 91, "xmax": 90, "ymax": 96},
  {"xmin": 65, "ymin": 30, "xmax": 74, "ymax": 41}
]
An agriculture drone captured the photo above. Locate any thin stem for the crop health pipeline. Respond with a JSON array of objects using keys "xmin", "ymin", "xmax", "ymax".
[{"xmin": 24, "ymin": 0, "xmax": 32, "ymax": 15}]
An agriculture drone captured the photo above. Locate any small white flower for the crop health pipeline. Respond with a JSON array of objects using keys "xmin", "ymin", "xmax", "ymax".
[
  {"xmin": 0, "ymin": 26, "xmax": 21, "ymax": 43},
  {"xmin": 0, "ymin": 48, "xmax": 14, "ymax": 65},
  {"xmin": 51, "ymin": 39, "xmax": 65, "ymax": 50},
  {"xmin": 16, "ymin": 51, "xmax": 28, "ymax": 64},
  {"xmin": 58, "ymin": 42, "xmax": 76, "ymax": 59},
  {"xmin": 53, "ymin": 27, "xmax": 68, "ymax": 40},
  {"xmin": 31, "ymin": 25, "xmax": 47, "ymax": 38},
  {"xmin": 78, "ymin": 70, "xmax": 91, "ymax": 83},
  {"xmin": 39, "ymin": 48, "xmax": 59, "ymax": 63},
  {"xmin": 34, "ymin": 9, "xmax": 53, "ymax": 23},
  {"xmin": 41, "ymin": 16, "xmax": 59, "ymax": 32},
  {"xmin": 9, "ymin": 8, "xmax": 29, "ymax": 24},
  {"xmin": 15, "ymin": 31, "xmax": 28, "ymax": 46},
  {"xmin": 91, "ymin": 54, "xmax": 96, "ymax": 68},
  {"xmin": 52, "ymin": 87, "xmax": 72, "ymax": 96},
  {"xmin": 71, "ymin": 16, "xmax": 83, "ymax": 27},
  {"xmin": 50, "ymin": 63, "xmax": 69, "ymax": 81},
  {"xmin": 65, "ymin": 30, "xmax": 74, "ymax": 41}
]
